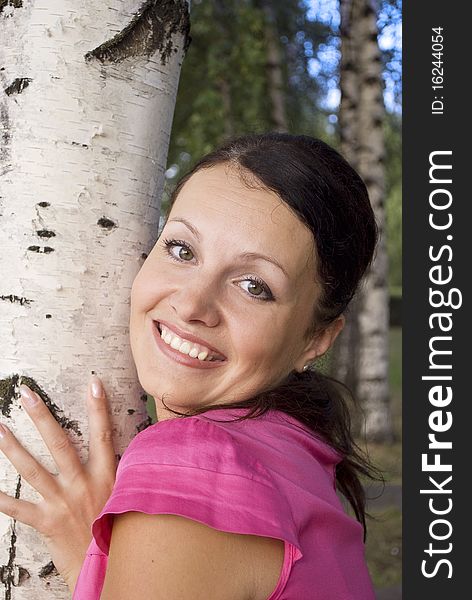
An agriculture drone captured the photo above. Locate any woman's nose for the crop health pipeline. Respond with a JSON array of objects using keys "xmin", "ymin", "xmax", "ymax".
[{"xmin": 169, "ymin": 276, "xmax": 221, "ymax": 328}]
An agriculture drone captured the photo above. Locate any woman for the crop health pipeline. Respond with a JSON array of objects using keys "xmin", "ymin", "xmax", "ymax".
[{"xmin": 0, "ymin": 133, "xmax": 380, "ymax": 599}]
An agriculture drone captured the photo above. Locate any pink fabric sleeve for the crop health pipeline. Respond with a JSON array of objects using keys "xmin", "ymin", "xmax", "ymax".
[{"xmin": 91, "ymin": 417, "xmax": 303, "ymax": 599}]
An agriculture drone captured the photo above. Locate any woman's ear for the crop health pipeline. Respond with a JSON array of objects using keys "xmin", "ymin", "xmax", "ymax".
[{"xmin": 294, "ymin": 315, "xmax": 345, "ymax": 373}]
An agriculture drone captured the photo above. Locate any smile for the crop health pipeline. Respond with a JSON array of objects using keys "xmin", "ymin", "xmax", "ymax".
[{"xmin": 151, "ymin": 320, "xmax": 227, "ymax": 369}]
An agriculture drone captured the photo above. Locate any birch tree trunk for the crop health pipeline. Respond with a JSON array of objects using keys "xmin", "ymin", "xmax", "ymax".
[
  {"xmin": 333, "ymin": 0, "xmax": 393, "ymax": 442},
  {"xmin": 0, "ymin": 0, "xmax": 190, "ymax": 597}
]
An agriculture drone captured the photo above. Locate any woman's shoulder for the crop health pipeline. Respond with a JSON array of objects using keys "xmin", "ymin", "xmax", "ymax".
[
  {"xmin": 119, "ymin": 409, "xmax": 280, "ymax": 484},
  {"xmin": 91, "ymin": 407, "xmax": 304, "ymax": 578},
  {"xmin": 121, "ymin": 407, "xmax": 341, "ymax": 479}
]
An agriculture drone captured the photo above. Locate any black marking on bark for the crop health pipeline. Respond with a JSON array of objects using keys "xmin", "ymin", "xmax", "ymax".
[
  {"xmin": 0, "ymin": 376, "xmax": 17, "ymax": 417},
  {"xmin": 136, "ymin": 416, "xmax": 152, "ymax": 432},
  {"xmin": 127, "ymin": 408, "xmax": 136, "ymax": 415},
  {"xmin": 71, "ymin": 141, "xmax": 89, "ymax": 148},
  {"xmin": 0, "ymin": 1, "xmax": 22, "ymax": 15},
  {"xmin": 36, "ymin": 229, "xmax": 56, "ymax": 238},
  {"xmin": 0, "ymin": 374, "xmax": 82, "ymax": 435},
  {"xmin": 38, "ymin": 561, "xmax": 58, "ymax": 578},
  {"xmin": 4, "ymin": 77, "xmax": 31, "ymax": 96},
  {"xmin": 0, "ymin": 294, "xmax": 32, "ymax": 305},
  {"xmin": 362, "ymin": 3, "xmax": 374, "ymax": 18},
  {"xmin": 364, "ymin": 75, "xmax": 379, "ymax": 87},
  {"xmin": 0, "ymin": 88, "xmax": 11, "ymax": 172},
  {"xmin": 0, "ymin": 475, "xmax": 31, "ymax": 594},
  {"xmin": 97, "ymin": 217, "xmax": 116, "ymax": 230},
  {"xmin": 141, "ymin": 252, "xmax": 148, "ymax": 260},
  {"xmin": 141, "ymin": 393, "xmax": 148, "ymax": 403},
  {"xmin": 27, "ymin": 245, "xmax": 55, "ymax": 253},
  {"xmin": 45, "ymin": 313, "xmax": 52, "ymax": 318},
  {"xmin": 84, "ymin": 0, "xmax": 191, "ymax": 66},
  {"xmin": 38, "ymin": 201, "xmax": 50, "ymax": 208}
]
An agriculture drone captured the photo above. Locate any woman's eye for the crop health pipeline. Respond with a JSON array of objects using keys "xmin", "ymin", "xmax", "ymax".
[
  {"xmin": 239, "ymin": 277, "xmax": 274, "ymax": 302},
  {"xmin": 163, "ymin": 238, "xmax": 194, "ymax": 261},
  {"xmin": 174, "ymin": 245, "xmax": 193, "ymax": 261}
]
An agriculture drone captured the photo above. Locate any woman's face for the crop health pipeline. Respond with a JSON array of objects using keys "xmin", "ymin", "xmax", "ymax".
[{"xmin": 130, "ymin": 164, "xmax": 342, "ymax": 420}]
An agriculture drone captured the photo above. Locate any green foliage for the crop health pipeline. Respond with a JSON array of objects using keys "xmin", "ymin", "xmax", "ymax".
[
  {"xmin": 163, "ymin": 0, "xmax": 334, "ymax": 212},
  {"xmin": 168, "ymin": 1, "xmax": 270, "ymax": 171},
  {"xmin": 163, "ymin": 1, "xmax": 402, "ymax": 288}
]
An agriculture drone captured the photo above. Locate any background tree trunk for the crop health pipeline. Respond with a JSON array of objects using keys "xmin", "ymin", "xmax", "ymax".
[
  {"xmin": 259, "ymin": 0, "xmax": 288, "ymax": 132},
  {"xmin": 332, "ymin": 0, "xmax": 393, "ymax": 442},
  {"xmin": 0, "ymin": 0, "xmax": 189, "ymax": 596},
  {"xmin": 213, "ymin": 1, "xmax": 235, "ymax": 139}
]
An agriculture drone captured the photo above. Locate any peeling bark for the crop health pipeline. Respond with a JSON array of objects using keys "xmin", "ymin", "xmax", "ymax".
[
  {"xmin": 85, "ymin": 0, "xmax": 191, "ymax": 65},
  {"xmin": 0, "ymin": 1, "xmax": 23, "ymax": 16},
  {"xmin": 38, "ymin": 562, "xmax": 58, "ymax": 578},
  {"xmin": 4, "ymin": 78, "xmax": 31, "ymax": 96},
  {"xmin": 0, "ymin": 375, "xmax": 81, "ymax": 434}
]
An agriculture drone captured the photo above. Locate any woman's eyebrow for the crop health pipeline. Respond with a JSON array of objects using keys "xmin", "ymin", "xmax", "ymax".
[
  {"xmin": 167, "ymin": 217, "xmax": 289, "ymax": 278},
  {"xmin": 168, "ymin": 217, "xmax": 201, "ymax": 240},
  {"xmin": 238, "ymin": 252, "xmax": 289, "ymax": 278}
]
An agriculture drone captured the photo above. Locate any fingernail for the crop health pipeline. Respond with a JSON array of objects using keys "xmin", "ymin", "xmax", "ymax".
[
  {"xmin": 19, "ymin": 384, "xmax": 39, "ymax": 407},
  {"xmin": 90, "ymin": 375, "xmax": 103, "ymax": 398},
  {"xmin": 0, "ymin": 422, "xmax": 8, "ymax": 438}
]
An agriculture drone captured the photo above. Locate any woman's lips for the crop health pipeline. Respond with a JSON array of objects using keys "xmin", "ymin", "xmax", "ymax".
[
  {"xmin": 151, "ymin": 321, "xmax": 226, "ymax": 369},
  {"xmin": 156, "ymin": 318, "xmax": 226, "ymax": 359}
]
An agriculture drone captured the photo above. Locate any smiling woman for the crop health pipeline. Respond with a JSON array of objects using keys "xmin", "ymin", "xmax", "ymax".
[
  {"xmin": 130, "ymin": 162, "xmax": 330, "ymax": 418},
  {"xmin": 0, "ymin": 132, "xmax": 381, "ymax": 600}
]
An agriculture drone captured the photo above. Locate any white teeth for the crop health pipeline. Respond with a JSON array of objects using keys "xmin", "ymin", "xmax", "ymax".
[
  {"xmin": 170, "ymin": 337, "xmax": 182, "ymax": 350},
  {"xmin": 158, "ymin": 324, "xmax": 220, "ymax": 362},
  {"xmin": 179, "ymin": 341, "xmax": 191, "ymax": 355}
]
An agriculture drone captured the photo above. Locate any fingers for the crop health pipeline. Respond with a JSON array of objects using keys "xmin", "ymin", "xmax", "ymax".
[
  {"xmin": 18, "ymin": 385, "xmax": 83, "ymax": 482},
  {"xmin": 86, "ymin": 375, "xmax": 117, "ymax": 478},
  {"xmin": 0, "ymin": 422, "xmax": 61, "ymax": 501},
  {"xmin": 0, "ymin": 489, "xmax": 41, "ymax": 529}
]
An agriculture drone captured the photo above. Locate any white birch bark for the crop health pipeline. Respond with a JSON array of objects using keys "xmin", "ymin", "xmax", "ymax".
[
  {"xmin": 0, "ymin": 0, "xmax": 190, "ymax": 596},
  {"xmin": 355, "ymin": 0, "xmax": 392, "ymax": 442},
  {"xmin": 334, "ymin": 0, "xmax": 393, "ymax": 442}
]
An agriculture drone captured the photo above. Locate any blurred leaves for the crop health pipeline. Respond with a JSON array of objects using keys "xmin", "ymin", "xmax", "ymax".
[{"xmin": 163, "ymin": 0, "xmax": 402, "ymax": 291}]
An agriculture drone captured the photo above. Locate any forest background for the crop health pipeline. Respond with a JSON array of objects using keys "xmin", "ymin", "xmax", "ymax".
[{"xmin": 152, "ymin": 0, "xmax": 402, "ymax": 597}]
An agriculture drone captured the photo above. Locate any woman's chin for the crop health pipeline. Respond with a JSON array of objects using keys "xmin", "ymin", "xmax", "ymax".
[{"xmin": 143, "ymin": 385, "xmax": 204, "ymax": 414}]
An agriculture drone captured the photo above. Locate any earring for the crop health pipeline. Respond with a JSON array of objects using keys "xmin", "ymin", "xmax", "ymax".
[{"xmin": 302, "ymin": 364, "xmax": 309, "ymax": 372}]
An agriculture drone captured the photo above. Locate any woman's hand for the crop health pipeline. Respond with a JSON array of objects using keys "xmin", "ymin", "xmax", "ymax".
[{"xmin": 0, "ymin": 376, "xmax": 117, "ymax": 593}]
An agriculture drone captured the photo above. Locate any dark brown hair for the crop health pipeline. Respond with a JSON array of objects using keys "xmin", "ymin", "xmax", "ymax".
[{"xmin": 159, "ymin": 132, "xmax": 383, "ymax": 540}]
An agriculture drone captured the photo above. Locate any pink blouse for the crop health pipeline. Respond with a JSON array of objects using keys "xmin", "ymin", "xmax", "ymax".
[{"xmin": 72, "ymin": 407, "xmax": 375, "ymax": 599}]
